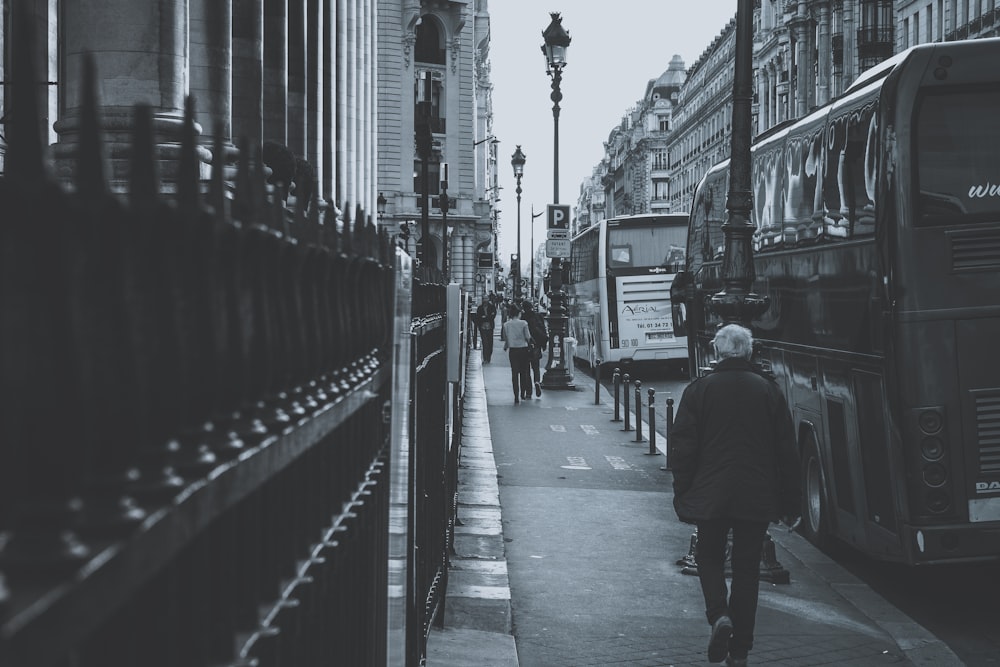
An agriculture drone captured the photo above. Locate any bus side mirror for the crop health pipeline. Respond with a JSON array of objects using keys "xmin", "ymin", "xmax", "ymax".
[{"xmin": 670, "ymin": 270, "xmax": 693, "ymax": 337}]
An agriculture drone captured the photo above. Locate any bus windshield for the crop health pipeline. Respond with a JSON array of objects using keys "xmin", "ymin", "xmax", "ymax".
[
  {"xmin": 607, "ymin": 225, "xmax": 687, "ymax": 270},
  {"xmin": 915, "ymin": 87, "xmax": 1000, "ymax": 224}
]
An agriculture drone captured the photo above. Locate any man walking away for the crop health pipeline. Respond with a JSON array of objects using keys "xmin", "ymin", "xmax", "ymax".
[
  {"xmin": 475, "ymin": 295, "xmax": 497, "ymax": 363},
  {"xmin": 670, "ymin": 324, "xmax": 801, "ymax": 665},
  {"xmin": 521, "ymin": 301, "xmax": 548, "ymax": 397}
]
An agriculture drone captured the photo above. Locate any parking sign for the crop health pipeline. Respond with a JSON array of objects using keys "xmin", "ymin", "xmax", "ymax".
[{"xmin": 547, "ymin": 204, "xmax": 570, "ymax": 230}]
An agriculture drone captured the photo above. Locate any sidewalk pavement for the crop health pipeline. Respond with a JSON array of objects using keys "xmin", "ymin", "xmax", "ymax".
[{"xmin": 426, "ymin": 344, "xmax": 963, "ymax": 666}]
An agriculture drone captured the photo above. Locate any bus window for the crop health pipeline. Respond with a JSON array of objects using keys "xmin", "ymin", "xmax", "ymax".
[{"xmin": 914, "ymin": 88, "xmax": 1000, "ymax": 225}]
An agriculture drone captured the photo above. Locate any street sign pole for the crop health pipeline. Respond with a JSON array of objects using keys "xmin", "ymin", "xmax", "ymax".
[{"xmin": 542, "ymin": 204, "xmax": 574, "ymax": 389}]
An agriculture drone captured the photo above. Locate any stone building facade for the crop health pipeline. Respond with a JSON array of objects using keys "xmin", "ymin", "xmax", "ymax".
[
  {"xmin": 376, "ymin": 0, "xmax": 498, "ymax": 299},
  {"xmin": 580, "ymin": 0, "xmax": 999, "ymax": 226},
  {"xmin": 0, "ymin": 0, "xmax": 380, "ymax": 215}
]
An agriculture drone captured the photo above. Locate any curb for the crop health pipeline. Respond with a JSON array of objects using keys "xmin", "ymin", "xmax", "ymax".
[{"xmin": 425, "ymin": 349, "xmax": 519, "ymax": 666}]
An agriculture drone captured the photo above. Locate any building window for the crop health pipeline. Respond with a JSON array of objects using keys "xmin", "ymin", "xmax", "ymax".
[
  {"xmin": 415, "ymin": 17, "xmax": 445, "ymax": 64},
  {"xmin": 659, "ymin": 116, "xmax": 670, "ymax": 132},
  {"xmin": 652, "ymin": 179, "xmax": 669, "ymax": 201}
]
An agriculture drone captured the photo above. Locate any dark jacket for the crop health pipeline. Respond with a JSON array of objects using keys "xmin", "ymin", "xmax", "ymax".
[
  {"xmin": 475, "ymin": 302, "xmax": 497, "ymax": 331},
  {"xmin": 671, "ymin": 357, "xmax": 801, "ymax": 524},
  {"xmin": 523, "ymin": 310, "xmax": 548, "ymax": 349}
]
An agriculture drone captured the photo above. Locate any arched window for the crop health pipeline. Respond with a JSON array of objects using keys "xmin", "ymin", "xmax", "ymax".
[{"xmin": 415, "ymin": 17, "xmax": 445, "ymax": 65}]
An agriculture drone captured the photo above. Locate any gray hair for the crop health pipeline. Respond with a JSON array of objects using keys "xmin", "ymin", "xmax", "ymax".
[{"xmin": 713, "ymin": 324, "xmax": 753, "ymax": 360}]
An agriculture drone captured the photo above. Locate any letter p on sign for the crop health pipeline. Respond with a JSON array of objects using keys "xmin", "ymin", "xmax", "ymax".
[{"xmin": 547, "ymin": 204, "xmax": 570, "ymax": 230}]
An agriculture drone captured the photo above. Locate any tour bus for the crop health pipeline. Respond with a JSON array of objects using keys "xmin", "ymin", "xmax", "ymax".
[
  {"xmin": 670, "ymin": 37, "xmax": 1000, "ymax": 564},
  {"xmin": 567, "ymin": 213, "xmax": 688, "ymax": 374}
]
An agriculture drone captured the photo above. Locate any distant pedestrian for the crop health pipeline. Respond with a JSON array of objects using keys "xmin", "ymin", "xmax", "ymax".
[
  {"xmin": 501, "ymin": 306, "xmax": 532, "ymax": 404},
  {"xmin": 670, "ymin": 324, "xmax": 801, "ymax": 666},
  {"xmin": 475, "ymin": 295, "xmax": 497, "ymax": 363},
  {"xmin": 521, "ymin": 301, "xmax": 548, "ymax": 398}
]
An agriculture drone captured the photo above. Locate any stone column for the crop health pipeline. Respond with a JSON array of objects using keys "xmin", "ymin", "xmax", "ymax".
[
  {"xmin": 791, "ymin": 7, "xmax": 810, "ymax": 118},
  {"xmin": 190, "ymin": 0, "xmax": 233, "ymax": 149},
  {"xmin": 232, "ymin": 0, "xmax": 263, "ymax": 151},
  {"xmin": 287, "ymin": 0, "xmax": 307, "ymax": 157},
  {"xmin": 816, "ymin": 1, "xmax": 832, "ymax": 108},
  {"xmin": 758, "ymin": 67, "xmax": 770, "ymax": 135},
  {"xmin": 53, "ymin": 0, "xmax": 205, "ymax": 186},
  {"xmin": 263, "ymin": 0, "xmax": 288, "ymax": 146}
]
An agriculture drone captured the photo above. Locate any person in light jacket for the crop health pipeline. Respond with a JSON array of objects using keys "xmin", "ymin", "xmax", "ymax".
[
  {"xmin": 501, "ymin": 306, "xmax": 532, "ymax": 404},
  {"xmin": 671, "ymin": 324, "xmax": 801, "ymax": 666}
]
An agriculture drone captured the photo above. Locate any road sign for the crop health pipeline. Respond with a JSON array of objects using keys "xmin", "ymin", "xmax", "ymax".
[
  {"xmin": 546, "ymin": 238, "xmax": 571, "ymax": 258},
  {"xmin": 547, "ymin": 204, "xmax": 570, "ymax": 230},
  {"xmin": 547, "ymin": 229, "xmax": 569, "ymax": 240}
]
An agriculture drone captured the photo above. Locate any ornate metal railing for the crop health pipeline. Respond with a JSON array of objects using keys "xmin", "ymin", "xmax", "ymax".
[{"xmin": 0, "ymin": 22, "xmax": 460, "ymax": 666}]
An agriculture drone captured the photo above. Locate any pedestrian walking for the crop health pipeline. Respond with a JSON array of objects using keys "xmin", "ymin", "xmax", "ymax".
[
  {"xmin": 501, "ymin": 306, "xmax": 533, "ymax": 404},
  {"xmin": 670, "ymin": 324, "xmax": 801, "ymax": 666},
  {"xmin": 475, "ymin": 295, "xmax": 497, "ymax": 363},
  {"xmin": 521, "ymin": 301, "xmax": 548, "ymax": 398}
]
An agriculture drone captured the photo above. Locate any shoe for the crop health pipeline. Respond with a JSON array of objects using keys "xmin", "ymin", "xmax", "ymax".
[
  {"xmin": 534, "ymin": 381, "xmax": 542, "ymax": 397},
  {"xmin": 514, "ymin": 396, "xmax": 520, "ymax": 404},
  {"xmin": 725, "ymin": 655, "xmax": 747, "ymax": 666},
  {"xmin": 707, "ymin": 615, "xmax": 733, "ymax": 662}
]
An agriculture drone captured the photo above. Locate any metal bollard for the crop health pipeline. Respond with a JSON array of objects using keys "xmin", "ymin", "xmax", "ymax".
[
  {"xmin": 623, "ymin": 373, "xmax": 632, "ymax": 431},
  {"xmin": 594, "ymin": 358, "xmax": 603, "ymax": 405},
  {"xmin": 647, "ymin": 388, "xmax": 656, "ymax": 455},
  {"xmin": 664, "ymin": 394, "xmax": 675, "ymax": 470},
  {"xmin": 634, "ymin": 380, "xmax": 644, "ymax": 442},
  {"xmin": 612, "ymin": 368, "xmax": 622, "ymax": 422}
]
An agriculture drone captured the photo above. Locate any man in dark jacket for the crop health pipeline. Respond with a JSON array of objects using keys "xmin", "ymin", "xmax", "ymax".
[
  {"xmin": 474, "ymin": 295, "xmax": 497, "ymax": 363},
  {"xmin": 671, "ymin": 324, "xmax": 801, "ymax": 666}
]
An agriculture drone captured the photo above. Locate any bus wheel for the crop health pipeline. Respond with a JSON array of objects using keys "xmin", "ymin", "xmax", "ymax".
[{"xmin": 801, "ymin": 437, "xmax": 832, "ymax": 551}]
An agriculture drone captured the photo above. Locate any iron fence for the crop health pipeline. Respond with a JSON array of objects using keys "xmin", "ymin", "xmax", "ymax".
[{"xmin": 0, "ymin": 25, "xmax": 460, "ymax": 667}]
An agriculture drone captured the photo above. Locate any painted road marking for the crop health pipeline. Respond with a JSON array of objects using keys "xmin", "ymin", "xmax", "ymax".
[
  {"xmin": 580, "ymin": 425, "xmax": 599, "ymax": 435},
  {"xmin": 605, "ymin": 455, "xmax": 633, "ymax": 470},
  {"xmin": 561, "ymin": 456, "xmax": 591, "ymax": 470},
  {"xmin": 550, "ymin": 425, "xmax": 567, "ymax": 432}
]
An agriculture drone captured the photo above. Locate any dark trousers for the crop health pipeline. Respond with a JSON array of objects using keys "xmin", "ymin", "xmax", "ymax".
[
  {"xmin": 528, "ymin": 349, "xmax": 541, "ymax": 384},
  {"xmin": 480, "ymin": 326, "xmax": 494, "ymax": 362},
  {"xmin": 695, "ymin": 518, "xmax": 768, "ymax": 659},
  {"xmin": 508, "ymin": 347, "xmax": 531, "ymax": 398}
]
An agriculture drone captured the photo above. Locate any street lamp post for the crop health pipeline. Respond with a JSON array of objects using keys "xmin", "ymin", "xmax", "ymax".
[
  {"xmin": 541, "ymin": 12, "xmax": 574, "ymax": 389},
  {"xmin": 511, "ymin": 146, "xmax": 526, "ymax": 300},
  {"xmin": 530, "ymin": 206, "xmax": 544, "ymax": 301},
  {"xmin": 712, "ymin": 0, "xmax": 768, "ymax": 327},
  {"xmin": 440, "ymin": 162, "xmax": 450, "ymax": 279},
  {"xmin": 673, "ymin": 0, "xmax": 787, "ymax": 584},
  {"xmin": 416, "ymin": 71, "xmax": 433, "ymax": 266}
]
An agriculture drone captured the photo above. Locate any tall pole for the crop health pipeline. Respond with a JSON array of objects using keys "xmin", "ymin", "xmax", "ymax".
[
  {"xmin": 515, "ymin": 173, "xmax": 522, "ymax": 299},
  {"xmin": 441, "ymin": 164, "xmax": 450, "ymax": 280},
  {"xmin": 541, "ymin": 13, "xmax": 573, "ymax": 389},
  {"xmin": 416, "ymin": 72, "xmax": 432, "ymax": 267},
  {"xmin": 711, "ymin": 0, "xmax": 768, "ymax": 326},
  {"xmin": 687, "ymin": 0, "xmax": 786, "ymax": 584},
  {"xmin": 530, "ymin": 206, "xmax": 545, "ymax": 302},
  {"xmin": 511, "ymin": 145, "xmax": 526, "ymax": 301}
]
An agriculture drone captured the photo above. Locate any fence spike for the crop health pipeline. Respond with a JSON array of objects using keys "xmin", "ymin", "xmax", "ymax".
[
  {"xmin": 307, "ymin": 191, "xmax": 321, "ymax": 247},
  {"xmin": 6, "ymin": 3, "xmax": 48, "ymax": 191},
  {"xmin": 232, "ymin": 139, "xmax": 252, "ymax": 223},
  {"xmin": 76, "ymin": 52, "xmax": 108, "ymax": 198},
  {"xmin": 250, "ymin": 143, "xmax": 268, "ymax": 224},
  {"xmin": 129, "ymin": 104, "xmax": 160, "ymax": 209},
  {"xmin": 341, "ymin": 203, "xmax": 353, "ymax": 256},
  {"xmin": 177, "ymin": 95, "xmax": 200, "ymax": 217},
  {"xmin": 208, "ymin": 120, "xmax": 226, "ymax": 217}
]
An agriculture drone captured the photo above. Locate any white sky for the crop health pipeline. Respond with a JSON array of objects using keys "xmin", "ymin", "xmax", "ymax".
[{"xmin": 488, "ymin": 0, "xmax": 739, "ymax": 264}]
